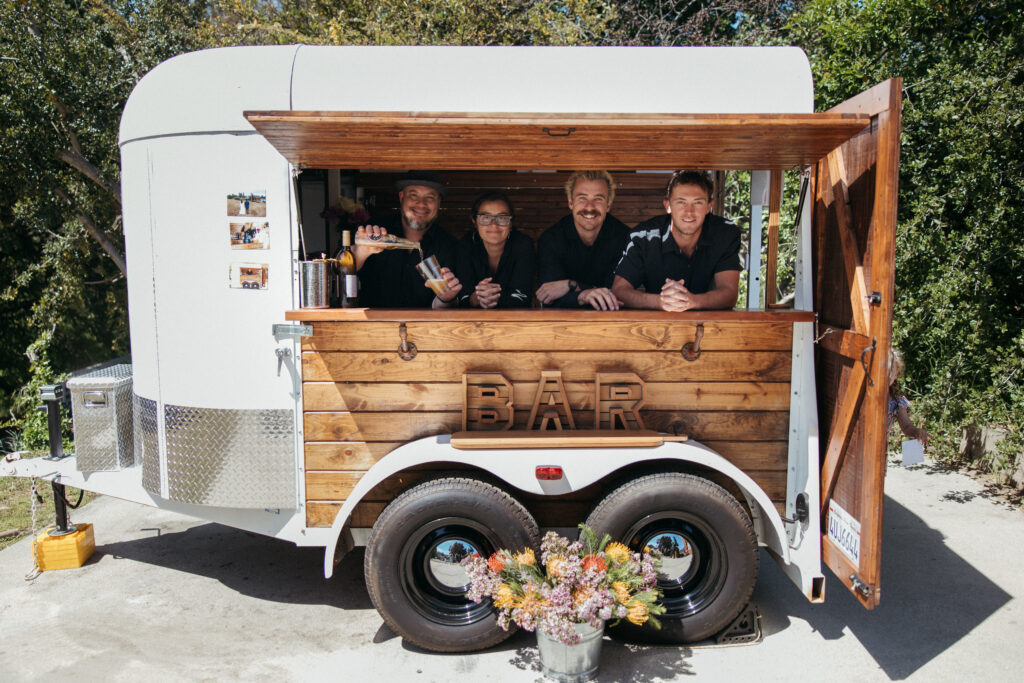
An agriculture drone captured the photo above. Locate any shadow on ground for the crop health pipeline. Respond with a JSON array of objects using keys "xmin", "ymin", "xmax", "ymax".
[
  {"xmin": 756, "ymin": 493, "xmax": 1011, "ymax": 680},
  {"xmin": 96, "ymin": 523, "xmax": 371, "ymax": 610},
  {"xmin": 91, "ymin": 487, "xmax": 1011, "ymax": 680}
]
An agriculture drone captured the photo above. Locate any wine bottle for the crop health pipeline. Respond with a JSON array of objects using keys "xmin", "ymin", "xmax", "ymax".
[{"xmin": 338, "ymin": 231, "xmax": 359, "ymax": 307}]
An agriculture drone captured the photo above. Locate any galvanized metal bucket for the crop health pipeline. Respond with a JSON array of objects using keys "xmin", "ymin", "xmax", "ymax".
[
  {"xmin": 536, "ymin": 622, "xmax": 604, "ymax": 682},
  {"xmin": 299, "ymin": 260, "xmax": 330, "ymax": 308}
]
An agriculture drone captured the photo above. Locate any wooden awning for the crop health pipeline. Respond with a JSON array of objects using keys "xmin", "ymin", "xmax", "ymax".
[{"xmin": 244, "ymin": 111, "xmax": 871, "ymax": 171}]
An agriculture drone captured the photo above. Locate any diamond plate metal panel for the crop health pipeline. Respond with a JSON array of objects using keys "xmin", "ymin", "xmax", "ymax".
[
  {"xmin": 135, "ymin": 395, "xmax": 161, "ymax": 495},
  {"xmin": 68, "ymin": 364, "xmax": 135, "ymax": 472},
  {"xmin": 164, "ymin": 404, "xmax": 295, "ymax": 508}
]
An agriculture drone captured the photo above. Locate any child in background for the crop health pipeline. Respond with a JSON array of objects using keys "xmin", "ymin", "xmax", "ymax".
[{"xmin": 889, "ymin": 348, "xmax": 931, "ymax": 447}]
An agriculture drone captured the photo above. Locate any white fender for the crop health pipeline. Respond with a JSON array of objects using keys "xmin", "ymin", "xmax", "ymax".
[{"xmin": 322, "ymin": 435, "xmax": 790, "ymax": 577}]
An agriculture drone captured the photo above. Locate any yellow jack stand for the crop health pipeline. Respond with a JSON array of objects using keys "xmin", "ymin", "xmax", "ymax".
[{"xmin": 32, "ymin": 524, "xmax": 95, "ymax": 571}]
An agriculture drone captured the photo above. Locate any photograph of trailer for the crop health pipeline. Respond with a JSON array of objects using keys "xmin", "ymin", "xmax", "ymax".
[{"xmin": 0, "ymin": 45, "xmax": 901, "ymax": 653}]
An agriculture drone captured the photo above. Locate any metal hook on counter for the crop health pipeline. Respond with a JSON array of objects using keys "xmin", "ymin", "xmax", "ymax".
[
  {"xmin": 397, "ymin": 322, "xmax": 418, "ymax": 361},
  {"xmin": 860, "ymin": 337, "xmax": 876, "ymax": 386},
  {"xmin": 681, "ymin": 323, "xmax": 705, "ymax": 362}
]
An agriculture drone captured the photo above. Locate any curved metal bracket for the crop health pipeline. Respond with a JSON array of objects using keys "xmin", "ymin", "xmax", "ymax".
[
  {"xmin": 397, "ymin": 322, "xmax": 418, "ymax": 361},
  {"xmin": 542, "ymin": 127, "xmax": 575, "ymax": 137},
  {"xmin": 681, "ymin": 322, "xmax": 705, "ymax": 361}
]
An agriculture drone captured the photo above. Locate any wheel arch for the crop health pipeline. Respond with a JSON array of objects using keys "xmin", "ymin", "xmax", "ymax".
[{"xmin": 320, "ymin": 435, "xmax": 789, "ymax": 577}]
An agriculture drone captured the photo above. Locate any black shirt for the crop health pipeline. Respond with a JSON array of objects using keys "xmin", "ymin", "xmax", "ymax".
[
  {"xmin": 536, "ymin": 214, "xmax": 632, "ymax": 308},
  {"xmin": 615, "ymin": 214, "xmax": 741, "ymax": 294},
  {"xmin": 455, "ymin": 230, "xmax": 536, "ymax": 308},
  {"xmin": 354, "ymin": 216, "xmax": 459, "ymax": 308}
]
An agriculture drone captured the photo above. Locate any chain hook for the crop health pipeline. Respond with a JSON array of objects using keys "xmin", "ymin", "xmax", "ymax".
[{"xmin": 681, "ymin": 323, "xmax": 704, "ymax": 361}]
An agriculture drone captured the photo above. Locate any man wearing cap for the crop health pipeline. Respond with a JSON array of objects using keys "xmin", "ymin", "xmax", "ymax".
[
  {"xmin": 350, "ymin": 171, "xmax": 462, "ymax": 308},
  {"xmin": 534, "ymin": 170, "xmax": 631, "ymax": 310},
  {"xmin": 612, "ymin": 170, "xmax": 740, "ymax": 311}
]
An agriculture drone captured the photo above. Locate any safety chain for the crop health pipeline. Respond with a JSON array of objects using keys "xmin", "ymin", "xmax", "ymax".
[
  {"xmin": 813, "ymin": 325, "xmax": 835, "ymax": 345},
  {"xmin": 25, "ymin": 476, "xmax": 41, "ymax": 581}
]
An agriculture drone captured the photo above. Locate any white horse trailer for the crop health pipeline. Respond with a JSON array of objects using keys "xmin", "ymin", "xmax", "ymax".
[{"xmin": 2, "ymin": 45, "xmax": 902, "ymax": 652}]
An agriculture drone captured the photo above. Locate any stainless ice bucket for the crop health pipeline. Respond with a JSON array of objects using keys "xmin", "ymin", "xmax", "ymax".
[{"xmin": 299, "ymin": 260, "xmax": 330, "ymax": 308}]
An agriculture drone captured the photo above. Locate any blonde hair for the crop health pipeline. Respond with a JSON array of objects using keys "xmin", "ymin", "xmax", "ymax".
[
  {"xmin": 564, "ymin": 170, "xmax": 615, "ymax": 206},
  {"xmin": 889, "ymin": 348, "xmax": 906, "ymax": 398}
]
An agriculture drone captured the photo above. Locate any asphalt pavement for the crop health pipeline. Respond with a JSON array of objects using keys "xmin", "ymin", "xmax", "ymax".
[{"xmin": 1, "ymin": 459, "xmax": 1022, "ymax": 682}]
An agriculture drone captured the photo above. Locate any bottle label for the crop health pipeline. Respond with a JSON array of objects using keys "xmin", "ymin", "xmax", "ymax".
[{"xmin": 344, "ymin": 274, "xmax": 359, "ymax": 297}]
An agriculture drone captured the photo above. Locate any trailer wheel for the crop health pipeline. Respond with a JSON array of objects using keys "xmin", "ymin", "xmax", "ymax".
[
  {"xmin": 364, "ymin": 477, "xmax": 540, "ymax": 652},
  {"xmin": 585, "ymin": 472, "xmax": 758, "ymax": 644}
]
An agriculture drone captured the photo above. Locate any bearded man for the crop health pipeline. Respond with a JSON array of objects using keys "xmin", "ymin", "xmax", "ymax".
[{"xmin": 350, "ymin": 171, "xmax": 461, "ymax": 308}]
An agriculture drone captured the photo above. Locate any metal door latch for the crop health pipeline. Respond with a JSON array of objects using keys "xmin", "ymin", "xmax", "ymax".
[
  {"xmin": 275, "ymin": 347, "xmax": 291, "ymax": 376},
  {"xmin": 849, "ymin": 574, "xmax": 872, "ymax": 597}
]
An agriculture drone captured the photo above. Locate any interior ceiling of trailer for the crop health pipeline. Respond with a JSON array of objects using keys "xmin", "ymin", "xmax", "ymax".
[{"xmin": 245, "ymin": 111, "xmax": 871, "ymax": 171}]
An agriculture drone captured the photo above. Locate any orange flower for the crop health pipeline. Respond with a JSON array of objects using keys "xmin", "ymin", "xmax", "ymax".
[
  {"xmin": 515, "ymin": 548, "xmax": 536, "ymax": 567},
  {"xmin": 626, "ymin": 600, "xmax": 650, "ymax": 625},
  {"xmin": 573, "ymin": 588, "xmax": 594, "ymax": 608},
  {"xmin": 605, "ymin": 542, "xmax": 630, "ymax": 564},
  {"xmin": 582, "ymin": 554, "xmax": 607, "ymax": 574},
  {"xmin": 493, "ymin": 584, "xmax": 516, "ymax": 609},
  {"xmin": 611, "ymin": 581, "xmax": 631, "ymax": 604},
  {"xmin": 488, "ymin": 553, "xmax": 506, "ymax": 574}
]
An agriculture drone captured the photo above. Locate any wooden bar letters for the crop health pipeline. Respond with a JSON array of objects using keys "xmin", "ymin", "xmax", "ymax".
[{"xmin": 464, "ymin": 370, "xmax": 649, "ymax": 432}]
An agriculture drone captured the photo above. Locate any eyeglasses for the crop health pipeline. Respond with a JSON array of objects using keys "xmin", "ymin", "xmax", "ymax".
[{"xmin": 475, "ymin": 214, "xmax": 512, "ymax": 226}]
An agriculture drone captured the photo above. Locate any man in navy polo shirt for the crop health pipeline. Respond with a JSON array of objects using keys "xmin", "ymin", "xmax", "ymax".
[{"xmin": 612, "ymin": 171, "xmax": 741, "ymax": 311}]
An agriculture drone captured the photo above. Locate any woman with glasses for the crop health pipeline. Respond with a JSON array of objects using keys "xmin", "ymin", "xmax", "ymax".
[{"xmin": 456, "ymin": 191, "xmax": 536, "ymax": 308}]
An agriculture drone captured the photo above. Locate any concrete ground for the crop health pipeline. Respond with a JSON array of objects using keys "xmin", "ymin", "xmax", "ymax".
[{"xmin": 1, "ymin": 459, "xmax": 1021, "ymax": 682}]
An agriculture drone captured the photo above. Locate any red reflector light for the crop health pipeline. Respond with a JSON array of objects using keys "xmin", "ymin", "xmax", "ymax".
[{"xmin": 535, "ymin": 466, "xmax": 564, "ymax": 481}]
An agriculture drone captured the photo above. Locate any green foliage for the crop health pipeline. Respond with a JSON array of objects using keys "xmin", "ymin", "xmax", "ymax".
[
  {"xmin": 205, "ymin": 0, "xmax": 617, "ymax": 46},
  {"xmin": 784, "ymin": 0, "xmax": 1024, "ymax": 468},
  {"xmin": 0, "ymin": 0, "xmax": 211, "ymax": 435}
]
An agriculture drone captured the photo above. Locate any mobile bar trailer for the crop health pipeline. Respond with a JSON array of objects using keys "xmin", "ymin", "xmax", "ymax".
[{"xmin": 2, "ymin": 45, "xmax": 901, "ymax": 651}]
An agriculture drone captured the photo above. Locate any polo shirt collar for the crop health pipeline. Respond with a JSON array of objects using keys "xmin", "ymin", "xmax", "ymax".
[{"xmin": 660, "ymin": 216, "xmax": 713, "ymax": 255}]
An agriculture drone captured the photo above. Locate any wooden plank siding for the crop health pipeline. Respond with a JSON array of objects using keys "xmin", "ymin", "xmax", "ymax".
[
  {"xmin": 298, "ymin": 316, "xmax": 795, "ymax": 529},
  {"xmin": 245, "ymin": 111, "xmax": 870, "ymax": 171}
]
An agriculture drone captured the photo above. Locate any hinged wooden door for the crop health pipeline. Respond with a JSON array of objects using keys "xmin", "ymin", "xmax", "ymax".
[{"xmin": 813, "ymin": 79, "xmax": 902, "ymax": 608}]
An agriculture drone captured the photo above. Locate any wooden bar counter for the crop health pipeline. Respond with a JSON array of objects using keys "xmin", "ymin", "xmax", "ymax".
[{"xmin": 285, "ymin": 308, "xmax": 814, "ymax": 528}]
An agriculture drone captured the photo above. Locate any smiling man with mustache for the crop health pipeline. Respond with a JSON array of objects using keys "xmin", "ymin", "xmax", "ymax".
[{"xmin": 534, "ymin": 170, "xmax": 631, "ymax": 310}]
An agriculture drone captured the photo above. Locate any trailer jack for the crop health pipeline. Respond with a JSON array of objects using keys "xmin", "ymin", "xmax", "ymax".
[{"xmin": 30, "ymin": 384, "xmax": 95, "ymax": 571}]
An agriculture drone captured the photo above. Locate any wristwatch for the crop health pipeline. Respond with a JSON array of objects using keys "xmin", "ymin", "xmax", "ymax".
[{"xmin": 568, "ymin": 279, "xmax": 579, "ymax": 292}]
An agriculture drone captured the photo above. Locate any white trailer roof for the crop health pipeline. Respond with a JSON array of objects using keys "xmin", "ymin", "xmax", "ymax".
[{"xmin": 119, "ymin": 45, "xmax": 815, "ymax": 145}]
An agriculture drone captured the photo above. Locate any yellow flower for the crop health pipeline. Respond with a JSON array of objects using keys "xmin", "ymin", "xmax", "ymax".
[
  {"xmin": 605, "ymin": 542, "xmax": 630, "ymax": 564},
  {"xmin": 626, "ymin": 600, "xmax": 650, "ymax": 626},
  {"xmin": 493, "ymin": 584, "xmax": 516, "ymax": 609},
  {"xmin": 611, "ymin": 581, "xmax": 631, "ymax": 604},
  {"xmin": 517, "ymin": 585, "xmax": 545, "ymax": 617},
  {"xmin": 515, "ymin": 548, "xmax": 536, "ymax": 567},
  {"xmin": 546, "ymin": 556, "xmax": 566, "ymax": 578}
]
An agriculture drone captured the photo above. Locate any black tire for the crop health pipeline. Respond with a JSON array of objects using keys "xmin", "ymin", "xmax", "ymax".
[
  {"xmin": 585, "ymin": 472, "xmax": 758, "ymax": 644},
  {"xmin": 364, "ymin": 476, "xmax": 540, "ymax": 652}
]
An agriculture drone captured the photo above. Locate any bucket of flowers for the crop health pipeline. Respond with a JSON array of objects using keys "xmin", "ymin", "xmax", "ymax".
[{"xmin": 462, "ymin": 524, "xmax": 665, "ymax": 681}]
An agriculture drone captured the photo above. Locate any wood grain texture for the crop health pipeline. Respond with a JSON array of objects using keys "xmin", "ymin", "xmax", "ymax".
[
  {"xmin": 301, "ymin": 320, "xmax": 795, "ymax": 352},
  {"xmin": 245, "ymin": 111, "xmax": 870, "ymax": 171},
  {"xmin": 451, "ymin": 429, "xmax": 665, "ymax": 449},
  {"xmin": 301, "ymin": 350, "xmax": 794, "ymax": 383},
  {"xmin": 287, "ymin": 309, "xmax": 816, "ymax": 323},
  {"xmin": 302, "ymin": 380, "xmax": 791, "ymax": 413},
  {"xmin": 303, "ymin": 409, "xmax": 788, "ymax": 442}
]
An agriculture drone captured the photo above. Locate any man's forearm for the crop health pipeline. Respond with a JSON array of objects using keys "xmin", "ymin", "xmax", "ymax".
[
  {"xmin": 692, "ymin": 286, "xmax": 738, "ymax": 311},
  {"xmin": 612, "ymin": 278, "xmax": 660, "ymax": 309}
]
